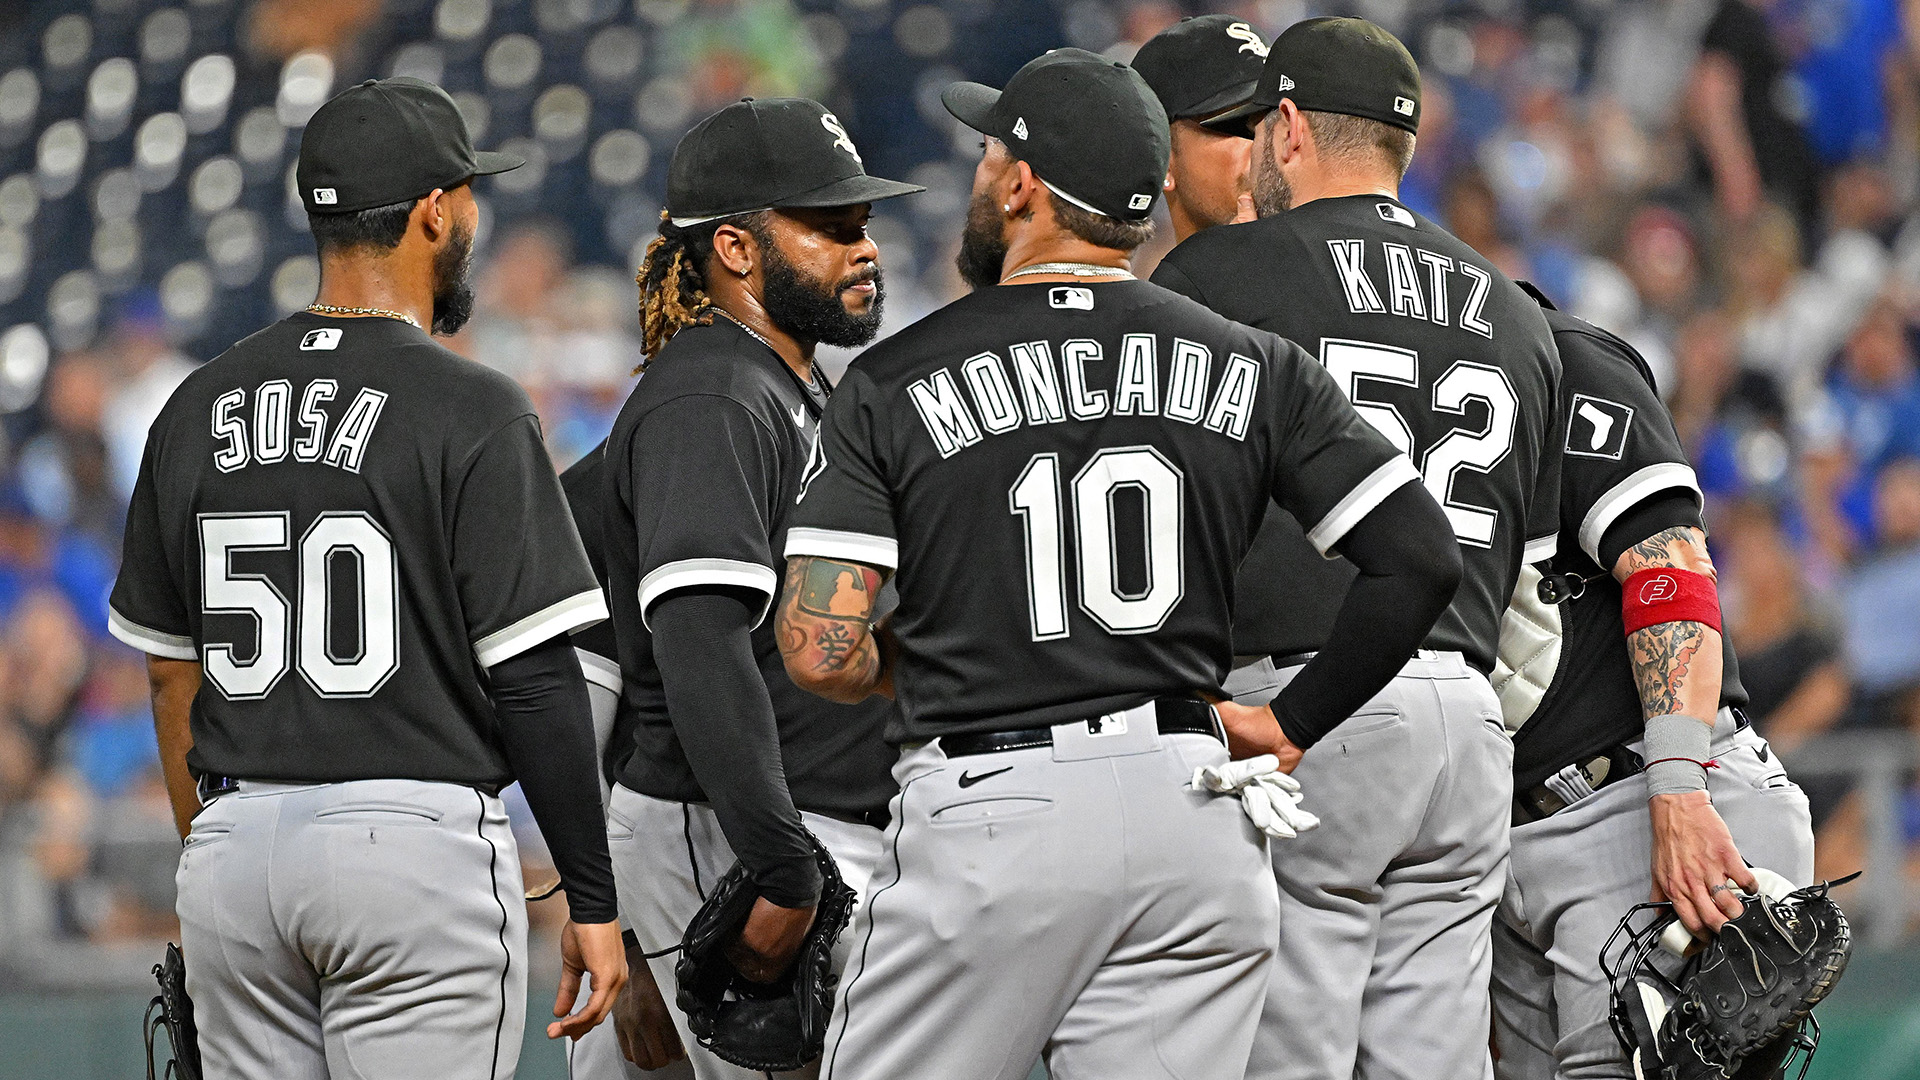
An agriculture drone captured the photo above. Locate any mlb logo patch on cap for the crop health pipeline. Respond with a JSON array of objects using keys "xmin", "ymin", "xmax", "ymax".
[
  {"xmin": 311, "ymin": 188, "xmax": 338, "ymax": 205},
  {"xmin": 1129, "ymin": 193, "xmax": 1152, "ymax": 210},
  {"xmin": 300, "ymin": 328, "xmax": 342, "ymax": 351},
  {"xmin": 1394, "ymin": 96, "xmax": 1415, "ymax": 116}
]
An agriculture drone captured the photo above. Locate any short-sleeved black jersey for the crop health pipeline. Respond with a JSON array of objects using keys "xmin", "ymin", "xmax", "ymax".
[
  {"xmin": 786, "ymin": 279, "xmax": 1411, "ymax": 742},
  {"xmin": 559, "ymin": 444, "xmax": 621, "ymax": 698},
  {"xmin": 1507, "ymin": 307, "xmax": 1747, "ymax": 789},
  {"xmin": 108, "ymin": 313, "xmax": 606, "ymax": 786},
  {"xmin": 602, "ymin": 319, "xmax": 896, "ymax": 817},
  {"xmin": 1152, "ymin": 196, "xmax": 1561, "ymax": 672}
]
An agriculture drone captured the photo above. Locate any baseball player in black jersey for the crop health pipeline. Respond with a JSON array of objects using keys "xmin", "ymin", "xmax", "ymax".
[
  {"xmin": 1487, "ymin": 293, "xmax": 1813, "ymax": 1080},
  {"xmin": 1150, "ymin": 20, "xmax": 1562, "ymax": 1080},
  {"xmin": 559, "ymin": 444, "xmax": 694, "ymax": 1080},
  {"xmin": 1129, "ymin": 15, "xmax": 1268, "ymax": 243},
  {"xmin": 599, "ymin": 98, "xmax": 920, "ymax": 1080},
  {"xmin": 774, "ymin": 50, "xmax": 1463, "ymax": 1080},
  {"xmin": 107, "ymin": 79, "xmax": 625, "ymax": 1079}
]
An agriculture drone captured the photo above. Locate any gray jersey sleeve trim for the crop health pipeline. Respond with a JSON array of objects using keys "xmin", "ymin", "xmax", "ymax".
[
  {"xmin": 573, "ymin": 647, "xmax": 623, "ymax": 694},
  {"xmin": 1577, "ymin": 463, "xmax": 1702, "ymax": 565},
  {"xmin": 1523, "ymin": 533, "xmax": 1559, "ymax": 564},
  {"xmin": 1304, "ymin": 456, "xmax": 1422, "ymax": 556},
  {"xmin": 636, "ymin": 558, "xmax": 778, "ymax": 631},
  {"xmin": 474, "ymin": 589, "xmax": 611, "ymax": 669},
  {"xmin": 783, "ymin": 526, "xmax": 900, "ymax": 571},
  {"xmin": 107, "ymin": 607, "xmax": 198, "ymax": 661}
]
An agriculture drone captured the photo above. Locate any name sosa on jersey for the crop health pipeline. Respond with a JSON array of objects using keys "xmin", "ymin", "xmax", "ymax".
[
  {"xmin": 208, "ymin": 378, "xmax": 388, "ymax": 474},
  {"xmin": 906, "ymin": 313, "xmax": 1266, "ymax": 458}
]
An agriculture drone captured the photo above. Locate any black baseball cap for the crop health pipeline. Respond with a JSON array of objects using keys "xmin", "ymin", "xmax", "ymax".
[
  {"xmin": 943, "ymin": 48, "xmax": 1169, "ymax": 222},
  {"xmin": 1130, "ymin": 15, "xmax": 1270, "ymax": 130},
  {"xmin": 666, "ymin": 98, "xmax": 923, "ymax": 226},
  {"xmin": 298, "ymin": 77, "xmax": 522, "ymax": 215},
  {"xmin": 1214, "ymin": 17, "xmax": 1421, "ymax": 139}
]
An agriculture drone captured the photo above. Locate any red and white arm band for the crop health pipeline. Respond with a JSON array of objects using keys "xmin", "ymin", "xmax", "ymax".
[{"xmin": 1621, "ymin": 568, "xmax": 1722, "ymax": 636}]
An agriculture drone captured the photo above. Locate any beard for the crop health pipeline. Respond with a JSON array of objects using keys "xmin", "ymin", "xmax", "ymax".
[
  {"xmin": 430, "ymin": 218, "xmax": 476, "ymax": 335},
  {"xmin": 1250, "ymin": 130, "xmax": 1293, "ymax": 218},
  {"xmin": 955, "ymin": 187, "xmax": 1009, "ymax": 291},
  {"xmin": 762, "ymin": 241, "xmax": 885, "ymax": 349}
]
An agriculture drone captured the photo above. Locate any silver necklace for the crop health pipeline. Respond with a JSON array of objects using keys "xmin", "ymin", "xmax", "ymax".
[
  {"xmin": 711, "ymin": 308, "xmax": 830, "ymax": 404},
  {"xmin": 1001, "ymin": 262, "xmax": 1134, "ymax": 282},
  {"xmin": 307, "ymin": 303, "xmax": 421, "ymax": 329}
]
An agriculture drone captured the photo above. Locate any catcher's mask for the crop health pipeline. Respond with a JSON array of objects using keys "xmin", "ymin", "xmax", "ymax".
[{"xmin": 1600, "ymin": 877, "xmax": 1857, "ymax": 1080}]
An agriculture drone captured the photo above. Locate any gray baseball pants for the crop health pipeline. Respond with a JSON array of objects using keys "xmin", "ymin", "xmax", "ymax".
[
  {"xmin": 606, "ymin": 784, "xmax": 884, "ymax": 1080},
  {"xmin": 176, "ymin": 778, "xmax": 528, "ymax": 1080},
  {"xmin": 1489, "ymin": 714, "xmax": 1814, "ymax": 1080},
  {"xmin": 821, "ymin": 702, "xmax": 1280, "ymax": 1080},
  {"xmin": 1239, "ymin": 651, "xmax": 1514, "ymax": 1080}
]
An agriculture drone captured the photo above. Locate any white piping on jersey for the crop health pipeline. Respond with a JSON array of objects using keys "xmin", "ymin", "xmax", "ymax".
[
  {"xmin": 1305, "ymin": 456, "xmax": 1420, "ymax": 556},
  {"xmin": 107, "ymin": 606, "xmax": 198, "ymax": 661},
  {"xmin": 573, "ymin": 647, "xmax": 623, "ymax": 694},
  {"xmin": 636, "ymin": 559, "xmax": 778, "ymax": 632},
  {"xmin": 1577, "ymin": 462, "xmax": 1701, "ymax": 565},
  {"xmin": 784, "ymin": 526, "xmax": 900, "ymax": 572},
  {"xmin": 474, "ymin": 589, "xmax": 610, "ymax": 669},
  {"xmin": 1522, "ymin": 533, "xmax": 1558, "ymax": 565}
]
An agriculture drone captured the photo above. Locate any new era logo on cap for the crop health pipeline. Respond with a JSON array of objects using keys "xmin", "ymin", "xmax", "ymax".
[
  {"xmin": 1012, "ymin": 117, "xmax": 1029, "ymax": 140},
  {"xmin": 1394, "ymin": 96, "xmax": 1415, "ymax": 116},
  {"xmin": 1275, "ymin": 75, "xmax": 1295, "ymax": 92},
  {"xmin": 312, "ymin": 188, "xmax": 337, "ymax": 205},
  {"xmin": 300, "ymin": 328, "xmax": 342, "ymax": 351}
]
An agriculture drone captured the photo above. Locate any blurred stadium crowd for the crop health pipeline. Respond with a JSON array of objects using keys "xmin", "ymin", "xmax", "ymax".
[{"xmin": 0, "ymin": 0, "xmax": 1914, "ymax": 977}]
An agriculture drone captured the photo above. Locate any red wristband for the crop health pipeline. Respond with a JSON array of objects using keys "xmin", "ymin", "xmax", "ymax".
[{"xmin": 1621, "ymin": 568, "xmax": 1722, "ymax": 636}]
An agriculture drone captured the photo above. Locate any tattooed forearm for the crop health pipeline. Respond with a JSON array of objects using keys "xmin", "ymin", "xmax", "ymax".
[
  {"xmin": 1616, "ymin": 525, "xmax": 1716, "ymax": 581},
  {"xmin": 1628, "ymin": 620, "xmax": 1705, "ymax": 718},
  {"xmin": 776, "ymin": 555, "xmax": 890, "ymax": 702}
]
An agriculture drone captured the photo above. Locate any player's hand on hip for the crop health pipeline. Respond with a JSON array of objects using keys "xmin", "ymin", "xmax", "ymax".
[
  {"xmin": 550, "ymin": 919, "xmax": 629, "ymax": 1041},
  {"xmin": 1210, "ymin": 701, "xmax": 1305, "ymax": 773},
  {"xmin": 614, "ymin": 942, "xmax": 687, "ymax": 1069},
  {"xmin": 1649, "ymin": 790, "xmax": 1757, "ymax": 936},
  {"xmin": 726, "ymin": 896, "xmax": 817, "ymax": 983}
]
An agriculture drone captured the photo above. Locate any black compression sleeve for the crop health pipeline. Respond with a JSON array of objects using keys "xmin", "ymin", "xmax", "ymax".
[
  {"xmin": 1271, "ymin": 483, "xmax": 1463, "ymax": 749},
  {"xmin": 490, "ymin": 634, "xmax": 619, "ymax": 924},
  {"xmin": 650, "ymin": 586, "xmax": 822, "ymax": 908},
  {"xmin": 1596, "ymin": 491, "xmax": 1706, "ymax": 572}
]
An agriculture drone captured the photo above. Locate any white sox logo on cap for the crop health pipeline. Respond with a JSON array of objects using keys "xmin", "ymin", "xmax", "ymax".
[
  {"xmin": 820, "ymin": 113, "xmax": 862, "ymax": 163},
  {"xmin": 1226, "ymin": 22, "xmax": 1269, "ymax": 56}
]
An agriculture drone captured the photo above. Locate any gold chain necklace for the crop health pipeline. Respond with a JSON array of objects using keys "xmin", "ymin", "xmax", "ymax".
[{"xmin": 306, "ymin": 303, "xmax": 421, "ymax": 329}]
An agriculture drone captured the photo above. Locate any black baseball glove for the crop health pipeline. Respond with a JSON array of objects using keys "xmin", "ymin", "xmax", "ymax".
[
  {"xmin": 145, "ymin": 942, "xmax": 202, "ymax": 1080},
  {"xmin": 674, "ymin": 832, "xmax": 858, "ymax": 1072},
  {"xmin": 1604, "ymin": 876, "xmax": 1856, "ymax": 1080}
]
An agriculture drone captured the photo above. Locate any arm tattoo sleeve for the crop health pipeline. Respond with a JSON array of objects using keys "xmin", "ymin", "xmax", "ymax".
[
  {"xmin": 776, "ymin": 556, "xmax": 888, "ymax": 701},
  {"xmin": 1614, "ymin": 525, "xmax": 1722, "ymax": 722}
]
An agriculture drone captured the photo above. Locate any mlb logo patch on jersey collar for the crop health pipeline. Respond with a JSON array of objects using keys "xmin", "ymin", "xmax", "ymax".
[
  {"xmin": 300, "ymin": 328, "xmax": 342, "ymax": 351},
  {"xmin": 1376, "ymin": 203, "xmax": 1414, "ymax": 227},
  {"xmin": 1565, "ymin": 394, "xmax": 1633, "ymax": 459}
]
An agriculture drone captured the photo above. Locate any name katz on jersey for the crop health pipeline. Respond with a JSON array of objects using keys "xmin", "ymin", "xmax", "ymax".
[
  {"xmin": 208, "ymin": 378, "xmax": 389, "ymax": 474},
  {"xmin": 909, "ymin": 334, "xmax": 1262, "ymax": 459},
  {"xmin": 1325, "ymin": 233, "xmax": 1497, "ymax": 340}
]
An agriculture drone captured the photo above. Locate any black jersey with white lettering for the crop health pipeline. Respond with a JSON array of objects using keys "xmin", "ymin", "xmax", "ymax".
[
  {"xmin": 559, "ymin": 443, "xmax": 621, "ymax": 696},
  {"xmin": 1152, "ymin": 196, "xmax": 1561, "ymax": 673},
  {"xmin": 1507, "ymin": 306, "xmax": 1747, "ymax": 789},
  {"xmin": 787, "ymin": 279, "xmax": 1410, "ymax": 742},
  {"xmin": 602, "ymin": 318, "xmax": 897, "ymax": 817},
  {"xmin": 108, "ymin": 313, "xmax": 606, "ymax": 785}
]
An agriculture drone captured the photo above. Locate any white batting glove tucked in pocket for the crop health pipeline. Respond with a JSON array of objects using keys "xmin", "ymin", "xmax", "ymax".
[{"xmin": 1190, "ymin": 755, "xmax": 1321, "ymax": 840}]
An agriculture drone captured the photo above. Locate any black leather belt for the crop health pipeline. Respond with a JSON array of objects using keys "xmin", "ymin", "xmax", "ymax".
[
  {"xmin": 940, "ymin": 698, "xmax": 1222, "ymax": 758},
  {"xmin": 196, "ymin": 773, "xmax": 240, "ymax": 801},
  {"xmin": 1271, "ymin": 651, "xmax": 1317, "ymax": 670},
  {"xmin": 1513, "ymin": 709, "xmax": 1750, "ymax": 826}
]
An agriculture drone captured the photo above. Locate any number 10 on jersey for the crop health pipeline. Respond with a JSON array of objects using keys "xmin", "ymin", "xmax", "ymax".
[{"xmin": 1009, "ymin": 446, "xmax": 1185, "ymax": 640}]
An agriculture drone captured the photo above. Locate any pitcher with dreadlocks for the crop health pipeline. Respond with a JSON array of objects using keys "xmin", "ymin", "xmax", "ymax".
[{"xmin": 596, "ymin": 98, "xmax": 919, "ymax": 1079}]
